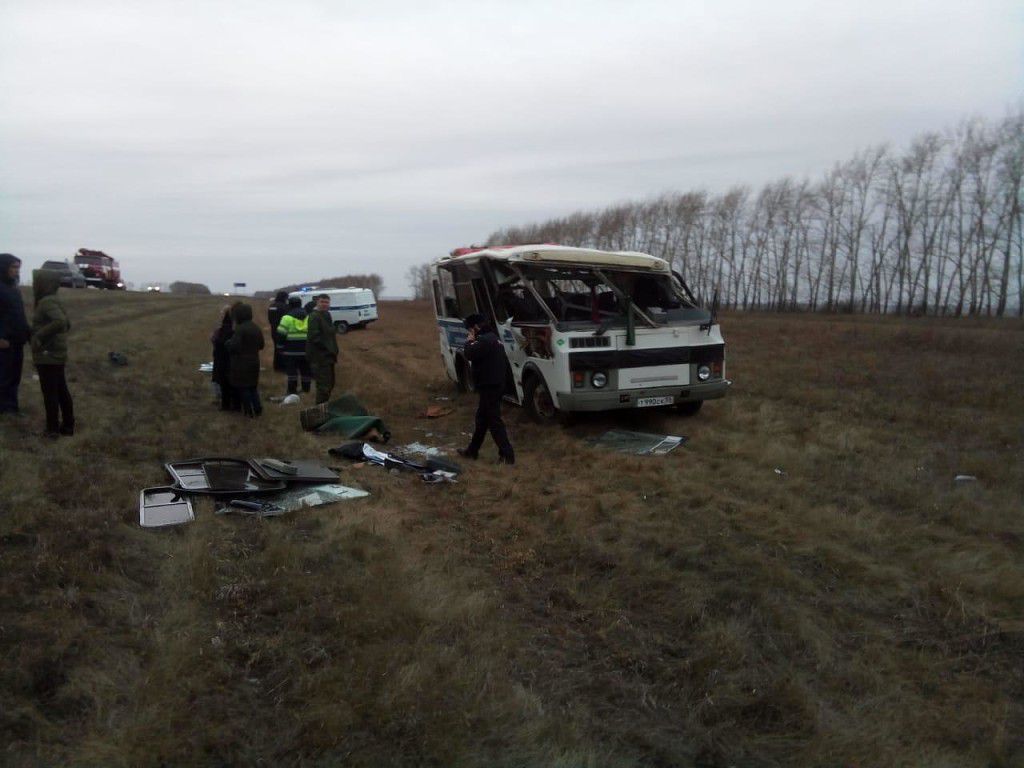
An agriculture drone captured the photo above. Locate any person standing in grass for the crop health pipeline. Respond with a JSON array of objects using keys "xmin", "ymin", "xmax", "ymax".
[
  {"xmin": 225, "ymin": 302, "xmax": 265, "ymax": 417},
  {"xmin": 457, "ymin": 313, "xmax": 515, "ymax": 465},
  {"xmin": 30, "ymin": 269, "xmax": 74, "ymax": 437},
  {"xmin": 276, "ymin": 296, "xmax": 312, "ymax": 396},
  {"xmin": 210, "ymin": 307, "xmax": 239, "ymax": 411},
  {"xmin": 267, "ymin": 290, "xmax": 289, "ymax": 372},
  {"xmin": 306, "ymin": 293, "xmax": 337, "ymax": 404},
  {"xmin": 0, "ymin": 253, "xmax": 30, "ymax": 416}
]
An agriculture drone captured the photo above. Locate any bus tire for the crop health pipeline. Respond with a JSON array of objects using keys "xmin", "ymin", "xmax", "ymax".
[
  {"xmin": 523, "ymin": 374, "xmax": 560, "ymax": 424},
  {"xmin": 334, "ymin": 320, "xmax": 349, "ymax": 334},
  {"xmin": 675, "ymin": 399, "xmax": 703, "ymax": 416}
]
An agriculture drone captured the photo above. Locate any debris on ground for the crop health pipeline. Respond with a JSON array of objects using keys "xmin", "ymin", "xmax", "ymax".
[
  {"xmin": 215, "ymin": 483, "xmax": 368, "ymax": 516},
  {"xmin": 198, "ymin": 362, "xmax": 214, "ymax": 373},
  {"xmin": 301, "ymin": 393, "xmax": 391, "ymax": 442},
  {"xmin": 141, "ymin": 457, "xmax": 366, "ymax": 527},
  {"xmin": 139, "ymin": 487, "xmax": 195, "ymax": 527},
  {"xmin": 280, "ymin": 394, "xmax": 300, "ymax": 405},
  {"xmin": 329, "ymin": 442, "xmax": 462, "ymax": 481},
  {"xmin": 421, "ymin": 405, "xmax": 453, "ymax": 418},
  {"xmin": 401, "ymin": 442, "xmax": 448, "ymax": 458},
  {"xmin": 954, "ymin": 474, "xmax": 978, "ymax": 484},
  {"xmin": 589, "ymin": 430, "xmax": 687, "ymax": 456},
  {"xmin": 774, "ymin": 467, "xmax": 786, "ymax": 477},
  {"xmin": 109, "ymin": 351, "xmax": 128, "ymax": 366}
]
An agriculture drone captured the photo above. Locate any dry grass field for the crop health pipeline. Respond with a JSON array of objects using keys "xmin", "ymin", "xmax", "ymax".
[{"xmin": 1, "ymin": 289, "xmax": 1022, "ymax": 767}]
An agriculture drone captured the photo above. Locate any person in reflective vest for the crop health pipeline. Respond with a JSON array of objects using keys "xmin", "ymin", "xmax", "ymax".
[{"xmin": 276, "ymin": 296, "xmax": 312, "ymax": 395}]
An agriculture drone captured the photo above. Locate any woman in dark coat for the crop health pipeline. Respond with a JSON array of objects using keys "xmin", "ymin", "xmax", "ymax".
[
  {"xmin": 210, "ymin": 307, "xmax": 239, "ymax": 411},
  {"xmin": 224, "ymin": 302, "xmax": 265, "ymax": 417}
]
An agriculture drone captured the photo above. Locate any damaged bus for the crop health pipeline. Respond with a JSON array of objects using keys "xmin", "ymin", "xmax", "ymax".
[{"xmin": 431, "ymin": 244, "xmax": 730, "ymax": 422}]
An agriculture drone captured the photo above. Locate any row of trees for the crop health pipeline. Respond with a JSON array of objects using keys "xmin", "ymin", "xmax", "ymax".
[
  {"xmin": 266, "ymin": 274, "xmax": 384, "ymax": 298},
  {"xmin": 484, "ymin": 112, "xmax": 1023, "ymax": 316}
]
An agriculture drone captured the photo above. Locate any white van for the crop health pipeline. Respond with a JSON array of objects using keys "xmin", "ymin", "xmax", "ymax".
[
  {"xmin": 289, "ymin": 287, "xmax": 378, "ymax": 334},
  {"xmin": 431, "ymin": 244, "xmax": 729, "ymax": 421}
]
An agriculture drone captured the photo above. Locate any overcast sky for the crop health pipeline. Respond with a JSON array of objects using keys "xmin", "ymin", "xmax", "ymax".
[{"xmin": 1, "ymin": 1, "xmax": 1020, "ymax": 294}]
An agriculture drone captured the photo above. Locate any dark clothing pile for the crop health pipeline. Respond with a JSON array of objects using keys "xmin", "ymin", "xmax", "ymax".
[
  {"xmin": 0, "ymin": 253, "xmax": 30, "ymax": 414},
  {"xmin": 225, "ymin": 303, "xmax": 265, "ymax": 416},
  {"xmin": 462, "ymin": 326, "xmax": 514, "ymax": 462}
]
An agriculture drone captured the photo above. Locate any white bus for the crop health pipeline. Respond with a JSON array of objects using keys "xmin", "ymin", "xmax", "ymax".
[
  {"xmin": 431, "ymin": 244, "xmax": 729, "ymax": 422},
  {"xmin": 289, "ymin": 287, "xmax": 378, "ymax": 334}
]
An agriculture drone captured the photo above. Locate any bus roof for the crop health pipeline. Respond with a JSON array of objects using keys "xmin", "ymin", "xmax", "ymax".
[{"xmin": 436, "ymin": 244, "xmax": 669, "ymax": 272}]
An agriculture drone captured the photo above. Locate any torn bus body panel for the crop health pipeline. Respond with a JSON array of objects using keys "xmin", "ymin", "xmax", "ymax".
[
  {"xmin": 139, "ymin": 487, "xmax": 195, "ymax": 527},
  {"xmin": 164, "ymin": 458, "xmax": 287, "ymax": 495},
  {"xmin": 253, "ymin": 458, "xmax": 339, "ymax": 484}
]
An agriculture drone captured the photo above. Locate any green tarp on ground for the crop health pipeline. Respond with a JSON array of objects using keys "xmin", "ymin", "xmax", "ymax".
[{"xmin": 300, "ymin": 393, "xmax": 391, "ymax": 441}]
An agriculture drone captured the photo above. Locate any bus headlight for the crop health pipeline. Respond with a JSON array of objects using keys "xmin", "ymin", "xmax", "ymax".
[
  {"xmin": 591, "ymin": 371, "xmax": 608, "ymax": 388},
  {"xmin": 697, "ymin": 365, "xmax": 711, "ymax": 381}
]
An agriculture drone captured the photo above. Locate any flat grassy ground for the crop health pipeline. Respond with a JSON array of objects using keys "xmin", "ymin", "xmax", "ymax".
[{"xmin": 1, "ymin": 289, "xmax": 1022, "ymax": 767}]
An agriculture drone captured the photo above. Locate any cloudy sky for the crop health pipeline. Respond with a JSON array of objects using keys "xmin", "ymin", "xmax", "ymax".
[{"xmin": 1, "ymin": 1, "xmax": 1020, "ymax": 294}]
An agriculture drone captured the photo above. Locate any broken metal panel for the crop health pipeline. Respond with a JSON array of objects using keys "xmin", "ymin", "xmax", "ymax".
[
  {"xmin": 253, "ymin": 459, "xmax": 339, "ymax": 484},
  {"xmin": 590, "ymin": 430, "xmax": 687, "ymax": 455},
  {"xmin": 139, "ymin": 487, "xmax": 195, "ymax": 527},
  {"xmin": 164, "ymin": 458, "xmax": 287, "ymax": 495}
]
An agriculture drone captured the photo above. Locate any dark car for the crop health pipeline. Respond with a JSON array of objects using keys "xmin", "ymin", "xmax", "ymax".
[{"xmin": 41, "ymin": 260, "xmax": 87, "ymax": 289}]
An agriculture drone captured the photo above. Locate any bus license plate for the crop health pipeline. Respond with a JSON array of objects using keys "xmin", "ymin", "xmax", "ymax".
[{"xmin": 636, "ymin": 396, "xmax": 675, "ymax": 408}]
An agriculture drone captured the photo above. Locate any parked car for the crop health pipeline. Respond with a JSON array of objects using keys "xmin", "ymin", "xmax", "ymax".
[
  {"xmin": 287, "ymin": 287, "xmax": 378, "ymax": 334},
  {"xmin": 40, "ymin": 260, "xmax": 87, "ymax": 289}
]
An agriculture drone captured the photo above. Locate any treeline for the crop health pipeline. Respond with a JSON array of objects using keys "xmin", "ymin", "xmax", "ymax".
[
  {"xmin": 258, "ymin": 274, "xmax": 384, "ymax": 298},
  {"xmin": 487, "ymin": 112, "xmax": 1023, "ymax": 316},
  {"xmin": 170, "ymin": 281, "xmax": 211, "ymax": 295}
]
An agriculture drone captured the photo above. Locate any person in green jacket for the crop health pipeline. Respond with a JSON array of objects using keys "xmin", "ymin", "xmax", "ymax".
[
  {"xmin": 305, "ymin": 293, "xmax": 338, "ymax": 404},
  {"xmin": 31, "ymin": 269, "xmax": 74, "ymax": 437},
  {"xmin": 224, "ymin": 302, "xmax": 265, "ymax": 417}
]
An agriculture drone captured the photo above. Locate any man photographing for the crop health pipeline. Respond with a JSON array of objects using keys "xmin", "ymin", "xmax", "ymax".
[{"xmin": 458, "ymin": 313, "xmax": 515, "ymax": 465}]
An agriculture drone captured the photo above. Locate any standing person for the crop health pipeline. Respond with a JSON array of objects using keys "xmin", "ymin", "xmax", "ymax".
[
  {"xmin": 30, "ymin": 269, "xmax": 74, "ymax": 437},
  {"xmin": 268, "ymin": 291, "xmax": 289, "ymax": 372},
  {"xmin": 305, "ymin": 293, "xmax": 337, "ymax": 404},
  {"xmin": 225, "ymin": 302, "xmax": 265, "ymax": 417},
  {"xmin": 210, "ymin": 307, "xmax": 239, "ymax": 411},
  {"xmin": 457, "ymin": 313, "xmax": 515, "ymax": 465},
  {"xmin": 0, "ymin": 253, "xmax": 30, "ymax": 415},
  {"xmin": 276, "ymin": 296, "xmax": 312, "ymax": 395}
]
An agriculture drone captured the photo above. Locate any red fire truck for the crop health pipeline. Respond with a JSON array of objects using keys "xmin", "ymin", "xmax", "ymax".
[{"xmin": 73, "ymin": 248, "xmax": 124, "ymax": 290}]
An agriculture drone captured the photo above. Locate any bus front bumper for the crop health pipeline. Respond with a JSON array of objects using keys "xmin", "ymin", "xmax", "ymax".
[{"xmin": 554, "ymin": 379, "xmax": 731, "ymax": 412}]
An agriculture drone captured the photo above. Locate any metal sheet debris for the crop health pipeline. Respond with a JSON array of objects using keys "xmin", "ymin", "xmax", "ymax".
[
  {"xmin": 139, "ymin": 487, "xmax": 195, "ymax": 527},
  {"xmin": 589, "ymin": 430, "xmax": 687, "ymax": 456},
  {"xmin": 164, "ymin": 458, "xmax": 287, "ymax": 495},
  {"xmin": 254, "ymin": 458, "xmax": 339, "ymax": 484}
]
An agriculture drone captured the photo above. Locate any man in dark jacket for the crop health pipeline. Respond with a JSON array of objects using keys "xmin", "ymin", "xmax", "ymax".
[
  {"xmin": 225, "ymin": 302, "xmax": 265, "ymax": 417},
  {"xmin": 0, "ymin": 253, "xmax": 31, "ymax": 415},
  {"xmin": 31, "ymin": 269, "xmax": 74, "ymax": 436},
  {"xmin": 306, "ymin": 293, "xmax": 338, "ymax": 404},
  {"xmin": 268, "ymin": 291, "xmax": 289, "ymax": 372},
  {"xmin": 458, "ymin": 313, "xmax": 515, "ymax": 465}
]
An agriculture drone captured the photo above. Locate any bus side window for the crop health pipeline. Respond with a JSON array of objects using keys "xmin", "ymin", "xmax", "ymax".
[
  {"xmin": 437, "ymin": 268, "xmax": 459, "ymax": 318},
  {"xmin": 431, "ymin": 279, "xmax": 443, "ymax": 317}
]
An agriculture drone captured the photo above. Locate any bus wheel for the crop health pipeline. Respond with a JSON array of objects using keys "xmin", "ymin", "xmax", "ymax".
[
  {"xmin": 524, "ymin": 375, "xmax": 559, "ymax": 423},
  {"xmin": 334, "ymin": 320, "xmax": 349, "ymax": 334},
  {"xmin": 675, "ymin": 399, "xmax": 703, "ymax": 416}
]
